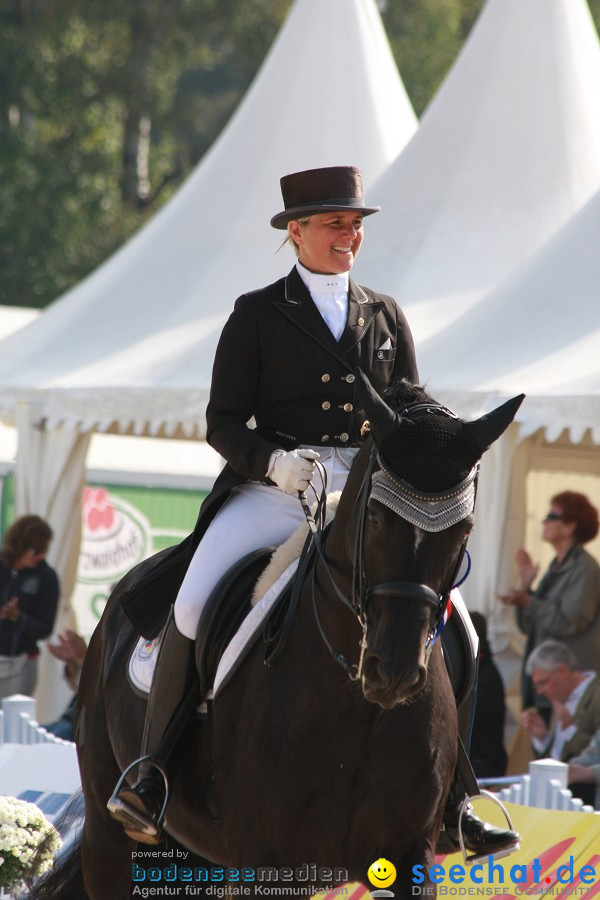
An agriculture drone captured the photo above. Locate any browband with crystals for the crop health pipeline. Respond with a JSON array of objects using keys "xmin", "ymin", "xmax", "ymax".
[{"xmin": 370, "ymin": 454, "xmax": 478, "ymax": 533}]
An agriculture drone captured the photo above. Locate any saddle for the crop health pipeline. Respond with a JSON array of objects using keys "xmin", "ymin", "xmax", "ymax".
[
  {"xmin": 194, "ymin": 547, "xmax": 278, "ymax": 702},
  {"xmin": 440, "ymin": 606, "xmax": 476, "ymax": 711}
]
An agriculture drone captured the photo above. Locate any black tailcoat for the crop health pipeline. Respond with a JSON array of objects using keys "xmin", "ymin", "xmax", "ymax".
[{"xmin": 199, "ymin": 266, "xmax": 417, "ymax": 533}]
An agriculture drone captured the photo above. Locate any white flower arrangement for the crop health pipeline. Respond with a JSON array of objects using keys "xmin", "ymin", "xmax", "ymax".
[{"xmin": 0, "ymin": 796, "xmax": 62, "ymax": 891}]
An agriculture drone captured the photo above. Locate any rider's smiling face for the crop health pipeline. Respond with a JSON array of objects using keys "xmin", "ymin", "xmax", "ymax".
[{"xmin": 289, "ymin": 211, "xmax": 363, "ymax": 274}]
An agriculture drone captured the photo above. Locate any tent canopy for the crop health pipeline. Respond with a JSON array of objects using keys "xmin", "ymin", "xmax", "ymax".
[
  {"xmin": 417, "ymin": 185, "xmax": 600, "ymax": 443},
  {"xmin": 356, "ymin": 0, "xmax": 600, "ymax": 344}
]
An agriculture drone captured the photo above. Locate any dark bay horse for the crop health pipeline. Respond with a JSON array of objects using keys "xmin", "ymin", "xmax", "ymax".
[{"xmin": 32, "ymin": 375, "xmax": 523, "ymax": 900}]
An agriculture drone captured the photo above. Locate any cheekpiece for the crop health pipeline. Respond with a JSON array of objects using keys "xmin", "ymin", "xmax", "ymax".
[
  {"xmin": 270, "ymin": 165, "xmax": 380, "ymax": 229},
  {"xmin": 370, "ymin": 457, "xmax": 478, "ymax": 533}
]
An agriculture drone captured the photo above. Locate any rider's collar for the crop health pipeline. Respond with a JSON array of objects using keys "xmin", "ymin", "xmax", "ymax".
[{"xmin": 296, "ymin": 261, "xmax": 349, "ymax": 294}]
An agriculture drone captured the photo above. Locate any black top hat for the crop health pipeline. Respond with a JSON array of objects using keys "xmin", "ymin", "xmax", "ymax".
[{"xmin": 270, "ymin": 165, "xmax": 380, "ymax": 229}]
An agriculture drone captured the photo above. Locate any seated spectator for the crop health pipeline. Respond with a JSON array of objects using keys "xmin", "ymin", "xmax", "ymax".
[
  {"xmin": 0, "ymin": 515, "xmax": 59, "ymax": 700},
  {"xmin": 521, "ymin": 640, "xmax": 600, "ymax": 805},
  {"xmin": 568, "ymin": 731, "xmax": 600, "ymax": 810},
  {"xmin": 498, "ymin": 491, "xmax": 600, "ymax": 709},
  {"xmin": 44, "ymin": 629, "xmax": 87, "ymax": 741},
  {"xmin": 469, "ymin": 612, "xmax": 508, "ymax": 778}
]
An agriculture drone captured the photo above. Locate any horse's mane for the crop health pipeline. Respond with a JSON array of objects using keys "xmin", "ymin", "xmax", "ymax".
[{"xmin": 383, "ymin": 377, "xmax": 434, "ymax": 411}]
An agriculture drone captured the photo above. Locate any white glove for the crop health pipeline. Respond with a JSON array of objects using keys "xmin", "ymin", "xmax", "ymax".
[{"xmin": 267, "ymin": 448, "xmax": 320, "ymax": 495}]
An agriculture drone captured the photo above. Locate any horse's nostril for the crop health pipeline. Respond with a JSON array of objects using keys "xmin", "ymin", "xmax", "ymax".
[
  {"xmin": 413, "ymin": 666, "xmax": 427, "ymax": 694},
  {"xmin": 363, "ymin": 653, "xmax": 388, "ymax": 687},
  {"xmin": 363, "ymin": 654, "xmax": 426, "ymax": 697},
  {"xmin": 399, "ymin": 665, "xmax": 424, "ymax": 695}
]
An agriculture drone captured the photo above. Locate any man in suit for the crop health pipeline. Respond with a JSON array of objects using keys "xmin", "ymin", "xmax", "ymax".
[{"xmin": 522, "ymin": 639, "xmax": 600, "ymax": 803}]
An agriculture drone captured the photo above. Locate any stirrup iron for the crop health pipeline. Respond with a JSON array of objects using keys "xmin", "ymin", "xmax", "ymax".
[
  {"xmin": 458, "ymin": 789, "xmax": 520, "ymax": 866},
  {"xmin": 107, "ymin": 755, "xmax": 170, "ymax": 829}
]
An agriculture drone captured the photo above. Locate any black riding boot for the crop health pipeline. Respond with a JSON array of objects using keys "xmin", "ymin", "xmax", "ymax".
[
  {"xmin": 439, "ymin": 690, "xmax": 520, "ymax": 860},
  {"xmin": 107, "ymin": 607, "xmax": 197, "ymax": 844}
]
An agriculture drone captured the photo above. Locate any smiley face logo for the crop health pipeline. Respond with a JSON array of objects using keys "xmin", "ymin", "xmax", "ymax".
[{"xmin": 368, "ymin": 858, "xmax": 397, "ymax": 889}]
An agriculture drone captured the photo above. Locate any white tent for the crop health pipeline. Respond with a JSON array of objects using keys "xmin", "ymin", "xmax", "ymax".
[
  {"xmin": 0, "ymin": 0, "xmax": 417, "ymax": 718},
  {"xmin": 416, "ymin": 185, "xmax": 600, "ymax": 645},
  {"xmin": 356, "ymin": 0, "xmax": 600, "ymax": 344}
]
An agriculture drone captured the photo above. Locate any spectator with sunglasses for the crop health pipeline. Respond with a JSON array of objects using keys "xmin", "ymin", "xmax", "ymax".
[
  {"xmin": 0, "ymin": 515, "xmax": 59, "ymax": 700},
  {"xmin": 499, "ymin": 491, "xmax": 600, "ymax": 709}
]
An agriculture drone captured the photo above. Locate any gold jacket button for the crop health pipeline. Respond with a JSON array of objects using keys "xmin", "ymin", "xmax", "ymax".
[
  {"xmin": 343, "ymin": 403, "xmax": 353, "ymax": 412},
  {"xmin": 322, "ymin": 401, "xmax": 331, "ymax": 411},
  {"xmin": 345, "ymin": 373, "xmax": 355, "ymax": 383},
  {"xmin": 321, "ymin": 373, "xmax": 331, "ymax": 383},
  {"xmin": 339, "ymin": 433, "xmax": 349, "ymax": 443},
  {"xmin": 358, "ymin": 317, "xmax": 365, "ymax": 326}
]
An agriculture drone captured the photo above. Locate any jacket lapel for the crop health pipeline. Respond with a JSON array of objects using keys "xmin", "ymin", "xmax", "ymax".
[
  {"xmin": 563, "ymin": 675, "xmax": 597, "ymax": 758},
  {"xmin": 272, "ymin": 267, "xmax": 351, "ymax": 367},
  {"xmin": 273, "ymin": 268, "xmax": 385, "ymax": 364},
  {"xmin": 338, "ymin": 278, "xmax": 384, "ymax": 355}
]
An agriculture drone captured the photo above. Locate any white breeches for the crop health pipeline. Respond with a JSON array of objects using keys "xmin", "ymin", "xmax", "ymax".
[{"xmin": 174, "ymin": 448, "xmax": 358, "ymax": 640}]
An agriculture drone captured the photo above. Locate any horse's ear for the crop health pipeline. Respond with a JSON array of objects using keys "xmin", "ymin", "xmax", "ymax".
[
  {"xmin": 354, "ymin": 368, "xmax": 399, "ymax": 445},
  {"xmin": 464, "ymin": 394, "xmax": 525, "ymax": 453}
]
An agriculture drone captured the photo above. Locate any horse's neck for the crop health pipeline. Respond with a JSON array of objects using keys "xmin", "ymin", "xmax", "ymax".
[
  {"xmin": 323, "ymin": 441, "xmax": 372, "ymax": 581},
  {"xmin": 296, "ymin": 447, "xmax": 371, "ymax": 676}
]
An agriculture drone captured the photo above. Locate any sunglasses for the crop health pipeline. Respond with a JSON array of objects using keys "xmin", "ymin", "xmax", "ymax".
[{"xmin": 543, "ymin": 512, "xmax": 563, "ymax": 522}]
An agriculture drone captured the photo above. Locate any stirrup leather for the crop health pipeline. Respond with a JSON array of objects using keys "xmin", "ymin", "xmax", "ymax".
[
  {"xmin": 107, "ymin": 755, "xmax": 170, "ymax": 833},
  {"xmin": 457, "ymin": 790, "xmax": 520, "ymax": 866}
]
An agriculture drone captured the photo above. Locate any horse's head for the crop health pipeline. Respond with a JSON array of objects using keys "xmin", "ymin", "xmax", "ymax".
[{"xmin": 351, "ymin": 371, "xmax": 524, "ymax": 709}]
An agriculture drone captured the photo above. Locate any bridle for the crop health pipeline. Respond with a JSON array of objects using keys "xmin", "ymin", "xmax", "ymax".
[{"xmin": 298, "ymin": 401, "xmax": 478, "ymax": 682}]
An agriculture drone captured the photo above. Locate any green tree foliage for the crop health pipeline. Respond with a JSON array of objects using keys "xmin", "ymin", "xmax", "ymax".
[
  {"xmin": 0, "ymin": 0, "xmax": 599, "ymax": 308},
  {"xmin": 0, "ymin": 0, "xmax": 289, "ymax": 307}
]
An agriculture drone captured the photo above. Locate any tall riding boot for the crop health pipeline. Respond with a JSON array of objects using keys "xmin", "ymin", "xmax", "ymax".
[
  {"xmin": 440, "ymin": 688, "xmax": 520, "ymax": 860},
  {"xmin": 107, "ymin": 607, "xmax": 197, "ymax": 844}
]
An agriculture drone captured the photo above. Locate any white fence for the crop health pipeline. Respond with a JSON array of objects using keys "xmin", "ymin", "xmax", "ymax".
[
  {"xmin": 1, "ymin": 698, "xmax": 597, "ymax": 816},
  {"xmin": 0, "ymin": 694, "xmax": 72, "ymax": 747},
  {"xmin": 480, "ymin": 758, "xmax": 598, "ymax": 814}
]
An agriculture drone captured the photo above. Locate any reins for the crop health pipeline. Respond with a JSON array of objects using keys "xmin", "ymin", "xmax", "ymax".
[{"xmin": 297, "ymin": 460, "xmax": 365, "ymax": 681}]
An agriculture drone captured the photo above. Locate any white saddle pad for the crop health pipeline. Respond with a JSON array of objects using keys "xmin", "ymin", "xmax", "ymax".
[
  {"xmin": 128, "ymin": 559, "xmax": 299, "ymax": 698},
  {"xmin": 128, "ymin": 631, "xmax": 163, "ymax": 694}
]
